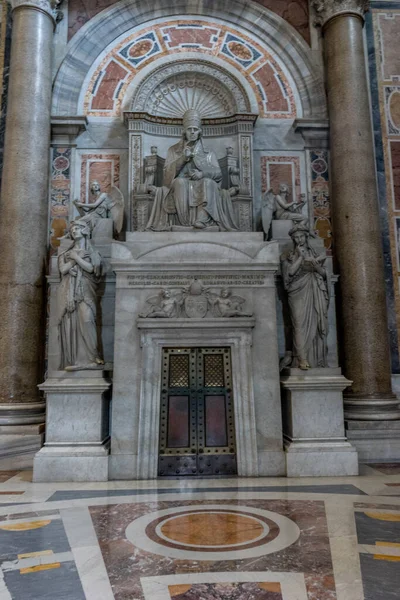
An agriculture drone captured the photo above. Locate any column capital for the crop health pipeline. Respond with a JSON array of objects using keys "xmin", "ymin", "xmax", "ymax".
[
  {"xmin": 10, "ymin": 0, "xmax": 58, "ymax": 22},
  {"xmin": 311, "ymin": 0, "xmax": 370, "ymax": 28}
]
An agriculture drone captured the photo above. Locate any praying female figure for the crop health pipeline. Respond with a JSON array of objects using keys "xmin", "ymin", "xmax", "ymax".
[
  {"xmin": 57, "ymin": 220, "xmax": 104, "ymax": 371},
  {"xmin": 281, "ymin": 223, "xmax": 329, "ymax": 370}
]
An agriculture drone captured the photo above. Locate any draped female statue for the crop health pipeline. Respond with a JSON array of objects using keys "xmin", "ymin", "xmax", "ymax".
[
  {"xmin": 281, "ymin": 224, "xmax": 329, "ymax": 370},
  {"xmin": 57, "ymin": 221, "xmax": 104, "ymax": 371},
  {"xmin": 145, "ymin": 109, "xmax": 239, "ymax": 231}
]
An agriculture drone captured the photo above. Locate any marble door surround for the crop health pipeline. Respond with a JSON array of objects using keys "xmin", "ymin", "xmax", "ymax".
[
  {"xmin": 136, "ymin": 323, "xmax": 257, "ymax": 479},
  {"xmin": 109, "ymin": 232, "xmax": 286, "ymax": 480}
]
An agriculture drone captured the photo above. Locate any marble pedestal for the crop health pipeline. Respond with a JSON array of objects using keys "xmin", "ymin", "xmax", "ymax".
[
  {"xmin": 281, "ymin": 368, "xmax": 359, "ymax": 476},
  {"xmin": 33, "ymin": 371, "xmax": 111, "ymax": 482},
  {"xmin": 110, "ymin": 232, "xmax": 286, "ymax": 479}
]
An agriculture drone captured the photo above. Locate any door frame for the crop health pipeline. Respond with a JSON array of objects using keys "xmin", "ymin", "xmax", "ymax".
[{"xmin": 136, "ymin": 320, "xmax": 258, "ymax": 479}]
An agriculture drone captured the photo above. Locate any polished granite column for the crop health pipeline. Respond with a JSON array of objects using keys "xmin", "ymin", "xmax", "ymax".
[
  {"xmin": 314, "ymin": 0, "xmax": 400, "ymax": 421},
  {"xmin": 0, "ymin": 0, "xmax": 55, "ymax": 462}
]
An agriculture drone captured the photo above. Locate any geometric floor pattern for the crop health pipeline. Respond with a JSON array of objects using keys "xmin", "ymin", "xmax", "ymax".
[{"xmin": 0, "ymin": 463, "xmax": 399, "ymax": 599}]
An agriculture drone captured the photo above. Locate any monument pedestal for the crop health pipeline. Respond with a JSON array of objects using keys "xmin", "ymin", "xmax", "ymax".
[
  {"xmin": 110, "ymin": 232, "xmax": 286, "ymax": 479},
  {"xmin": 33, "ymin": 371, "xmax": 111, "ymax": 482},
  {"xmin": 281, "ymin": 368, "xmax": 358, "ymax": 476}
]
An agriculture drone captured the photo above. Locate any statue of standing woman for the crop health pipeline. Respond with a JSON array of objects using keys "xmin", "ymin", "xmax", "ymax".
[
  {"xmin": 57, "ymin": 221, "xmax": 104, "ymax": 371},
  {"xmin": 281, "ymin": 224, "xmax": 330, "ymax": 370}
]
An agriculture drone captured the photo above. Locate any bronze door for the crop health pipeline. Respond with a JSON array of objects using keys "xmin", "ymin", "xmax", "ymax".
[{"xmin": 158, "ymin": 347, "xmax": 237, "ymax": 476}]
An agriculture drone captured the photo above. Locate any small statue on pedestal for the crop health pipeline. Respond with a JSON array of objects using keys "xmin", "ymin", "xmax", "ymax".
[
  {"xmin": 262, "ymin": 183, "xmax": 307, "ymax": 237},
  {"xmin": 281, "ymin": 223, "xmax": 329, "ymax": 370},
  {"xmin": 73, "ymin": 180, "xmax": 124, "ymax": 238},
  {"xmin": 57, "ymin": 220, "xmax": 104, "ymax": 371}
]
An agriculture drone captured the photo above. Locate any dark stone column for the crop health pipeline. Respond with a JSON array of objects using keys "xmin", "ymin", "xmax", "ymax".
[
  {"xmin": 313, "ymin": 0, "xmax": 400, "ymax": 419},
  {"xmin": 0, "ymin": 0, "xmax": 55, "ymax": 458}
]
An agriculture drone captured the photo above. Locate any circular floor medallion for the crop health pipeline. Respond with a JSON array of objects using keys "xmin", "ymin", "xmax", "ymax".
[
  {"xmin": 156, "ymin": 510, "xmax": 268, "ymax": 549},
  {"xmin": 125, "ymin": 504, "xmax": 300, "ymax": 560}
]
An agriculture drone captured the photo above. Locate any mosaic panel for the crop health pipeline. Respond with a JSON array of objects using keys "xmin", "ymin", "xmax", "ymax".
[
  {"xmin": 162, "ymin": 24, "xmax": 220, "ymax": 51},
  {"xmin": 309, "ymin": 150, "xmax": 332, "ymax": 254},
  {"xmin": 79, "ymin": 152, "xmax": 120, "ymax": 204},
  {"xmin": 118, "ymin": 31, "xmax": 161, "ymax": 67},
  {"xmin": 90, "ymin": 60, "xmax": 129, "ymax": 111},
  {"xmin": 82, "ymin": 19, "xmax": 297, "ymax": 119},
  {"xmin": 220, "ymin": 33, "xmax": 262, "ymax": 69},
  {"xmin": 49, "ymin": 147, "xmax": 71, "ymax": 252}
]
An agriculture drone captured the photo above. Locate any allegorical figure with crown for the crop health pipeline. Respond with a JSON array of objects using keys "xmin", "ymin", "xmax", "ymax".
[{"xmin": 146, "ymin": 109, "xmax": 239, "ymax": 231}]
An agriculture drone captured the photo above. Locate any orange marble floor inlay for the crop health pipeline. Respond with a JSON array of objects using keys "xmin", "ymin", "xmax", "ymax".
[{"xmin": 160, "ymin": 511, "xmax": 265, "ymax": 546}]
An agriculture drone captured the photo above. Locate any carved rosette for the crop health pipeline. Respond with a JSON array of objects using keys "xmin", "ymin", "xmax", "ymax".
[
  {"xmin": 11, "ymin": 0, "xmax": 57, "ymax": 21},
  {"xmin": 311, "ymin": 0, "xmax": 370, "ymax": 27}
]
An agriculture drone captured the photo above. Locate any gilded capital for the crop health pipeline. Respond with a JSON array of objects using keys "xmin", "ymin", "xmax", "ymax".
[
  {"xmin": 311, "ymin": 0, "xmax": 370, "ymax": 27},
  {"xmin": 10, "ymin": 0, "xmax": 58, "ymax": 21}
]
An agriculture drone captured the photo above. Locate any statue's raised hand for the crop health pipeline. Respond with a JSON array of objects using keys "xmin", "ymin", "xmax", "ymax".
[
  {"xmin": 184, "ymin": 147, "xmax": 192, "ymax": 161},
  {"xmin": 190, "ymin": 170, "xmax": 203, "ymax": 180}
]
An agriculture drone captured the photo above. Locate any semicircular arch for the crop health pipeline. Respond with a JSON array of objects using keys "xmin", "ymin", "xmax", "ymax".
[{"xmin": 52, "ymin": 0, "xmax": 326, "ymax": 118}]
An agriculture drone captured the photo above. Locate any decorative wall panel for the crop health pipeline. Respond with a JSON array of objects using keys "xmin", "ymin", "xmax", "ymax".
[{"xmin": 81, "ymin": 18, "xmax": 298, "ymax": 119}]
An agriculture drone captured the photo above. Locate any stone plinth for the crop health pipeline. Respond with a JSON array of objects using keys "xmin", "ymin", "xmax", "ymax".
[
  {"xmin": 110, "ymin": 232, "xmax": 285, "ymax": 479},
  {"xmin": 33, "ymin": 371, "xmax": 111, "ymax": 482},
  {"xmin": 281, "ymin": 368, "xmax": 358, "ymax": 476}
]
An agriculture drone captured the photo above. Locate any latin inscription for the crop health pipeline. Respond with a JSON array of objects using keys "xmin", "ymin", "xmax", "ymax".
[{"xmin": 121, "ymin": 273, "xmax": 266, "ymax": 287}]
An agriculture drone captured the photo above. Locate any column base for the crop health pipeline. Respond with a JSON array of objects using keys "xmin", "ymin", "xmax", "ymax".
[
  {"xmin": 281, "ymin": 367, "xmax": 359, "ymax": 476},
  {"xmin": 344, "ymin": 395, "xmax": 400, "ymax": 420},
  {"xmin": 346, "ymin": 421, "xmax": 400, "ymax": 461},
  {"xmin": 0, "ymin": 402, "xmax": 46, "ymax": 469},
  {"xmin": 0, "ymin": 424, "xmax": 44, "ymax": 470}
]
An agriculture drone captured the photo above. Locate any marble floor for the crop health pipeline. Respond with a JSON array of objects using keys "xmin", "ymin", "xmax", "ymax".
[{"xmin": 0, "ymin": 465, "xmax": 399, "ymax": 599}]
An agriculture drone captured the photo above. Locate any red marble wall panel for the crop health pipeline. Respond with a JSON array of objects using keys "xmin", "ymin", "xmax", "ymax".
[
  {"xmin": 163, "ymin": 26, "xmax": 219, "ymax": 49},
  {"xmin": 391, "ymin": 140, "xmax": 400, "ymax": 210},
  {"xmin": 252, "ymin": 63, "xmax": 289, "ymax": 113},
  {"xmin": 68, "ymin": 0, "xmax": 310, "ymax": 43},
  {"xmin": 254, "ymin": 0, "xmax": 309, "ymax": 44},
  {"xmin": 268, "ymin": 163, "xmax": 294, "ymax": 200},
  {"xmin": 80, "ymin": 153, "xmax": 121, "ymax": 203},
  {"xmin": 91, "ymin": 60, "xmax": 128, "ymax": 110}
]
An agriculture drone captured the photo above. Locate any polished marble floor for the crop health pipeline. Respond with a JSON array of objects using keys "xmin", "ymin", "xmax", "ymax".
[{"xmin": 0, "ymin": 464, "xmax": 399, "ymax": 599}]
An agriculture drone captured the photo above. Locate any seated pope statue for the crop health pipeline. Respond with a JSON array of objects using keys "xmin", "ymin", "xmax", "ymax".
[{"xmin": 145, "ymin": 109, "xmax": 239, "ymax": 231}]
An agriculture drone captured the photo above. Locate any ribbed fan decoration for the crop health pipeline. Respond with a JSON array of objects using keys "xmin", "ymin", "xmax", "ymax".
[{"xmin": 147, "ymin": 72, "xmax": 236, "ymax": 118}]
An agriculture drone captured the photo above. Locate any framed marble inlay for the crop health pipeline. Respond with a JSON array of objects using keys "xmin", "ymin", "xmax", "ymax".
[
  {"xmin": 260, "ymin": 155, "xmax": 301, "ymax": 200},
  {"xmin": 49, "ymin": 147, "xmax": 71, "ymax": 252},
  {"xmin": 79, "ymin": 152, "xmax": 120, "ymax": 204},
  {"xmin": 369, "ymin": 5, "xmax": 400, "ymax": 370},
  {"xmin": 309, "ymin": 150, "xmax": 332, "ymax": 254},
  {"xmin": 89, "ymin": 498, "xmax": 334, "ymax": 599},
  {"xmin": 79, "ymin": 17, "xmax": 298, "ymax": 119},
  {"xmin": 140, "ymin": 572, "xmax": 307, "ymax": 600}
]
